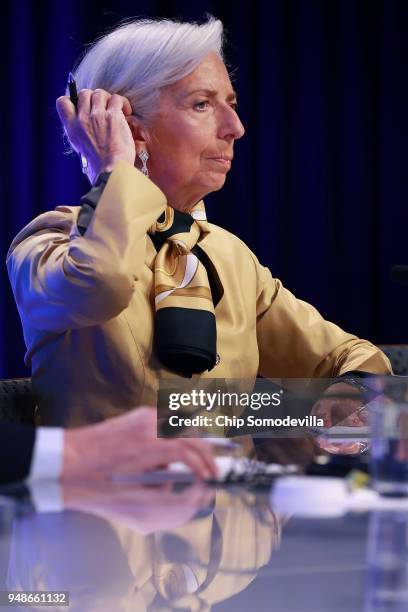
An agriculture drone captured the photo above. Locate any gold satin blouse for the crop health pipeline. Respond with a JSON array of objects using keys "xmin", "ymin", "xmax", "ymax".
[{"xmin": 7, "ymin": 162, "xmax": 391, "ymax": 426}]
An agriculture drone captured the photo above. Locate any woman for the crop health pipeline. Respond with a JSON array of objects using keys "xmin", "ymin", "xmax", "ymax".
[{"xmin": 7, "ymin": 17, "xmax": 391, "ymax": 426}]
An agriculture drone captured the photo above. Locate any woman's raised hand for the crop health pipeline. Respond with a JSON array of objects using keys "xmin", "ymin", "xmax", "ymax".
[{"xmin": 56, "ymin": 88, "xmax": 136, "ymax": 184}]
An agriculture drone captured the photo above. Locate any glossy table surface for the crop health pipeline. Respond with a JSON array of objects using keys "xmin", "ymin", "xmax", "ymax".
[{"xmin": 1, "ymin": 473, "xmax": 405, "ymax": 612}]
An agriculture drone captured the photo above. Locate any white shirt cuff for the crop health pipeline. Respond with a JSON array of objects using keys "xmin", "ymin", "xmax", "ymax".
[
  {"xmin": 28, "ymin": 427, "xmax": 64, "ymax": 482},
  {"xmin": 29, "ymin": 480, "xmax": 64, "ymax": 513}
]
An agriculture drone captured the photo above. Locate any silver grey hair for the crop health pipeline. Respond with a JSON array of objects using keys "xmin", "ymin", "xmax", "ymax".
[{"xmin": 69, "ymin": 16, "xmax": 224, "ymax": 123}]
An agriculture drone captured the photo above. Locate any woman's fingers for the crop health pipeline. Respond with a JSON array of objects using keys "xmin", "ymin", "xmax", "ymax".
[
  {"xmin": 56, "ymin": 96, "xmax": 76, "ymax": 125},
  {"xmin": 312, "ymin": 397, "xmax": 364, "ymax": 428},
  {"xmin": 86, "ymin": 89, "xmax": 132, "ymax": 117},
  {"xmin": 76, "ymin": 89, "xmax": 93, "ymax": 121},
  {"xmin": 55, "ymin": 89, "xmax": 132, "ymax": 132},
  {"xmin": 316, "ymin": 437, "xmax": 364, "ymax": 455},
  {"xmin": 55, "ymin": 87, "xmax": 135, "ymax": 183},
  {"xmin": 107, "ymin": 93, "xmax": 133, "ymax": 116},
  {"xmin": 56, "ymin": 89, "xmax": 93, "ymax": 148},
  {"xmin": 90, "ymin": 89, "xmax": 110, "ymax": 114}
]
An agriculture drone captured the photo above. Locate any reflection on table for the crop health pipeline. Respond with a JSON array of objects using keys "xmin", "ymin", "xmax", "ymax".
[
  {"xmin": 1, "ymin": 482, "xmax": 280, "ymax": 611},
  {"xmin": 2, "ymin": 473, "xmax": 408, "ymax": 612}
]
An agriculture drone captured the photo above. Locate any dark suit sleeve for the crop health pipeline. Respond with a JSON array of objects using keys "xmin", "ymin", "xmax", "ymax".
[
  {"xmin": 77, "ymin": 171, "xmax": 111, "ymax": 236},
  {"xmin": 0, "ymin": 422, "xmax": 36, "ymax": 483}
]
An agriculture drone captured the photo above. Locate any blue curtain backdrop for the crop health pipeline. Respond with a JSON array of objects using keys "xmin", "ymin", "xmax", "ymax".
[{"xmin": 1, "ymin": 0, "xmax": 408, "ymax": 377}]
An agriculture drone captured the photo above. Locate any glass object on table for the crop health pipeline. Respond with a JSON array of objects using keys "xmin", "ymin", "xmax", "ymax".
[
  {"xmin": 365, "ymin": 511, "xmax": 408, "ymax": 611},
  {"xmin": 369, "ymin": 377, "xmax": 408, "ymax": 497}
]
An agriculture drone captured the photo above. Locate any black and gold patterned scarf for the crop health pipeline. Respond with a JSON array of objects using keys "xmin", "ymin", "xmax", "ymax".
[{"xmin": 149, "ymin": 202, "xmax": 222, "ymax": 377}]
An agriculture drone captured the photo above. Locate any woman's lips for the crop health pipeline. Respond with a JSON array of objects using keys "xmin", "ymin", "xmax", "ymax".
[{"xmin": 208, "ymin": 157, "xmax": 232, "ymax": 168}]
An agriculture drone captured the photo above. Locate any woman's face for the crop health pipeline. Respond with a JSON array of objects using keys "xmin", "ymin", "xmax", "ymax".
[{"xmin": 143, "ymin": 52, "xmax": 245, "ymax": 212}]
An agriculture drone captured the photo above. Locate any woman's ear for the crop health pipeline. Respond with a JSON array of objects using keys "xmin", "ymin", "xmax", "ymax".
[
  {"xmin": 127, "ymin": 116, "xmax": 151, "ymax": 175},
  {"xmin": 127, "ymin": 115, "xmax": 149, "ymax": 153}
]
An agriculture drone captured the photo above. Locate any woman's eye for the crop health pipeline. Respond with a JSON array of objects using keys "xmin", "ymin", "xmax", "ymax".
[
  {"xmin": 230, "ymin": 102, "xmax": 238, "ymax": 112},
  {"xmin": 194, "ymin": 100, "xmax": 210, "ymax": 111}
]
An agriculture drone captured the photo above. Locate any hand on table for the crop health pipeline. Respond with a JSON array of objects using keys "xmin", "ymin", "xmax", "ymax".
[
  {"xmin": 62, "ymin": 407, "xmax": 218, "ymax": 481},
  {"xmin": 311, "ymin": 382, "xmax": 408, "ymax": 460},
  {"xmin": 56, "ymin": 88, "xmax": 136, "ymax": 184},
  {"xmin": 310, "ymin": 382, "xmax": 368, "ymax": 455}
]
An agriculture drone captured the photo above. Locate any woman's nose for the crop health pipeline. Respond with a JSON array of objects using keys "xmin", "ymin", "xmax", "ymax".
[{"xmin": 218, "ymin": 106, "xmax": 245, "ymax": 141}]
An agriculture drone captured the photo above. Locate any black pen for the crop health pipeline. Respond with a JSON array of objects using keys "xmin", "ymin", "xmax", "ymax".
[
  {"xmin": 68, "ymin": 72, "xmax": 78, "ymax": 108},
  {"xmin": 67, "ymin": 72, "xmax": 88, "ymax": 174}
]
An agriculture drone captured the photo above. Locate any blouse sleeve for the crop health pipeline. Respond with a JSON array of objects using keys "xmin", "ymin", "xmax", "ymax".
[
  {"xmin": 253, "ymin": 256, "xmax": 392, "ymax": 378},
  {"xmin": 7, "ymin": 162, "xmax": 166, "ymax": 332}
]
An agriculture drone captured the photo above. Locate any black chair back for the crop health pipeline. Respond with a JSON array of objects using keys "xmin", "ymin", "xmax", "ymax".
[
  {"xmin": 0, "ymin": 379, "xmax": 37, "ymax": 425},
  {"xmin": 379, "ymin": 345, "xmax": 408, "ymax": 376}
]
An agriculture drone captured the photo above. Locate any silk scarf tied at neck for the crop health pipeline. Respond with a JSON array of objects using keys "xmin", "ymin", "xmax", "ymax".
[{"xmin": 149, "ymin": 201, "xmax": 219, "ymax": 377}]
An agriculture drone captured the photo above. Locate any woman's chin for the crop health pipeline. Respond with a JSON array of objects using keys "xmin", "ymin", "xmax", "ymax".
[{"xmin": 204, "ymin": 173, "xmax": 228, "ymax": 192}]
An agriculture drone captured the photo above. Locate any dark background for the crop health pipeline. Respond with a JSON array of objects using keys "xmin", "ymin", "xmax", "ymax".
[{"xmin": 1, "ymin": 0, "xmax": 408, "ymax": 377}]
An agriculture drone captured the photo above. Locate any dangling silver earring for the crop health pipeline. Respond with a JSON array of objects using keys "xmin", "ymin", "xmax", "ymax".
[{"xmin": 138, "ymin": 150, "xmax": 149, "ymax": 177}]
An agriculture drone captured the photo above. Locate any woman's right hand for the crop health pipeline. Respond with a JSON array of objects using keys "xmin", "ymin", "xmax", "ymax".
[{"xmin": 56, "ymin": 88, "xmax": 136, "ymax": 184}]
